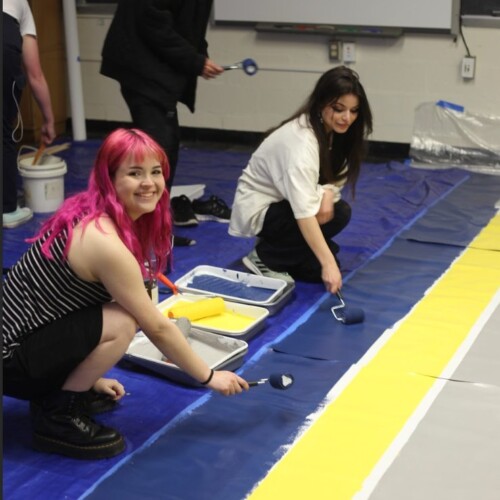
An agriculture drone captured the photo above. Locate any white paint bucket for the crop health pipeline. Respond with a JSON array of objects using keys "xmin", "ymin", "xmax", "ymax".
[{"xmin": 18, "ymin": 154, "xmax": 67, "ymax": 213}]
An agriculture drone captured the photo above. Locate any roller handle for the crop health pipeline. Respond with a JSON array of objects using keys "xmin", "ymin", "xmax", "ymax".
[
  {"xmin": 331, "ymin": 291, "xmax": 365, "ymax": 324},
  {"xmin": 158, "ymin": 273, "xmax": 179, "ymax": 295}
]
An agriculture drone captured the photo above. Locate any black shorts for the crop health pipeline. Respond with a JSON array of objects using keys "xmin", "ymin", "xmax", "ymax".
[{"xmin": 3, "ymin": 305, "xmax": 103, "ymax": 400}]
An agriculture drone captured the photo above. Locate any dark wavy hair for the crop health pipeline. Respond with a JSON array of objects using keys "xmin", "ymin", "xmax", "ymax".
[
  {"xmin": 269, "ymin": 66, "xmax": 373, "ymax": 195},
  {"xmin": 30, "ymin": 128, "xmax": 172, "ymax": 277}
]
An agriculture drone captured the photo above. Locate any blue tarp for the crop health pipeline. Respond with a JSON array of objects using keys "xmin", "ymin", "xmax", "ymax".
[{"xmin": 6, "ymin": 140, "xmax": 499, "ymax": 500}]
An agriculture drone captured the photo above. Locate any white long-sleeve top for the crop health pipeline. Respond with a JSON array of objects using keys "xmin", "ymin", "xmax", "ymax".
[{"xmin": 229, "ymin": 114, "xmax": 347, "ymax": 238}]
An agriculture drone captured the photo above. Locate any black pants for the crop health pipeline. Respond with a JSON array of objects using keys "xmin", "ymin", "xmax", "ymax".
[
  {"xmin": 256, "ymin": 199, "xmax": 351, "ymax": 282},
  {"xmin": 120, "ymin": 86, "xmax": 180, "ymax": 190},
  {"xmin": 3, "ymin": 14, "xmax": 25, "ymax": 213},
  {"xmin": 3, "ymin": 305, "xmax": 102, "ymax": 400}
]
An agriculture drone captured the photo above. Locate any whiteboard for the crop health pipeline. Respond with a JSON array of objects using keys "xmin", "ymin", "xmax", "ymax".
[{"xmin": 213, "ymin": 0, "xmax": 459, "ymax": 32}]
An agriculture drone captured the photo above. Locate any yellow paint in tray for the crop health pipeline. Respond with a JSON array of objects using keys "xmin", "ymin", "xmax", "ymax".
[{"xmin": 163, "ymin": 299, "xmax": 255, "ymax": 333}]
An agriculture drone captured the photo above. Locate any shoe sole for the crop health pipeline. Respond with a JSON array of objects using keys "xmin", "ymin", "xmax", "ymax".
[
  {"xmin": 3, "ymin": 213, "xmax": 33, "ymax": 229},
  {"xmin": 173, "ymin": 219, "xmax": 198, "ymax": 227},
  {"xmin": 33, "ymin": 433, "xmax": 126, "ymax": 460},
  {"xmin": 194, "ymin": 214, "xmax": 230, "ymax": 223}
]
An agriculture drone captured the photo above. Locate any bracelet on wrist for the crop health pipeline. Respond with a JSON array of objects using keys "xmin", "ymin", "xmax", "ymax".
[{"xmin": 200, "ymin": 368, "xmax": 214, "ymax": 386}]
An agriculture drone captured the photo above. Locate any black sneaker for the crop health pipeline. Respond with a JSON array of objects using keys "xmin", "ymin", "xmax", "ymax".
[
  {"xmin": 173, "ymin": 235, "xmax": 196, "ymax": 247},
  {"xmin": 171, "ymin": 195, "xmax": 198, "ymax": 227},
  {"xmin": 192, "ymin": 195, "xmax": 231, "ymax": 223}
]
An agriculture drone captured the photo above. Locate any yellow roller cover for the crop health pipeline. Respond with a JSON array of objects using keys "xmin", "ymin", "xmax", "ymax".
[{"xmin": 167, "ymin": 297, "xmax": 226, "ymax": 321}]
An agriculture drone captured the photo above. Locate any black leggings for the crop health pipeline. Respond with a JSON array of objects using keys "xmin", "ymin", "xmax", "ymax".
[
  {"xmin": 256, "ymin": 199, "xmax": 351, "ymax": 282},
  {"xmin": 3, "ymin": 14, "xmax": 25, "ymax": 213}
]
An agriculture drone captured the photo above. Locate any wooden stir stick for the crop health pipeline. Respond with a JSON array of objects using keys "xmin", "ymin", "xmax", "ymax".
[{"xmin": 32, "ymin": 143, "xmax": 47, "ymax": 165}]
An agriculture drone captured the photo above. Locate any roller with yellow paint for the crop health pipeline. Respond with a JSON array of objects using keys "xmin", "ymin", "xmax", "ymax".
[{"xmin": 167, "ymin": 297, "xmax": 226, "ymax": 321}]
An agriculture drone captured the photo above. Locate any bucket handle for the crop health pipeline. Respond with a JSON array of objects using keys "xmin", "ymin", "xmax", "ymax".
[{"xmin": 17, "ymin": 145, "xmax": 38, "ymax": 172}]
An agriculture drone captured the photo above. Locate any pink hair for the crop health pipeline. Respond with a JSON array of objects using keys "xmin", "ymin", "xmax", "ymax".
[{"xmin": 30, "ymin": 128, "xmax": 172, "ymax": 277}]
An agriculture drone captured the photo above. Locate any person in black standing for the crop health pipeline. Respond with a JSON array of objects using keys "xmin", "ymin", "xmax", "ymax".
[
  {"xmin": 3, "ymin": 0, "xmax": 56, "ymax": 229},
  {"xmin": 100, "ymin": 0, "xmax": 223, "ymax": 244}
]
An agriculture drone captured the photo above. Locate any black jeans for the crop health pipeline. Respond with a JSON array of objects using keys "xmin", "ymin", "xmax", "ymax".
[
  {"xmin": 120, "ymin": 86, "xmax": 180, "ymax": 190},
  {"xmin": 3, "ymin": 14, "xmax": 25, "ymax": 213},
  {"xmin": 256, "ymin": 199, "xmax": 351, "ymax": 282}
]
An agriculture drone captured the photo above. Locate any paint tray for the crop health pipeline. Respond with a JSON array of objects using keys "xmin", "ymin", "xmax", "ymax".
[
  {"xmin": 157, "ymin": 294, "xmax": 269, "ymax": 341},
  {"xmin": 175, "ymin": 265, "xmax": 294, "ymax": 313},
  {"xmin": 124, "ymin": 329, "xmax": 248, "ymax": 387}
]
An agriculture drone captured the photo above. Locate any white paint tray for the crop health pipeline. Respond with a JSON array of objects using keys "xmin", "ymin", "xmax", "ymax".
[
  {"xmin": 124, "ymin": 329, "xmax": 248, "ymax": 387},
  {"xmin": 157, "ymin": 294, "xmax": 269, "ymax": 341},
  {"xmin": 174, "ymin": 265, "xmax": 294, "ymax": 313}
]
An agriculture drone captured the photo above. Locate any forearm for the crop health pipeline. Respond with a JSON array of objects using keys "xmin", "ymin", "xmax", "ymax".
[
  {"xmin": 297, "ymin": 216, "xmax": 342, "ymax": 293},
  {"xmin": 22, "ymin": 35, "xmax": 55, "ymax": 139},
  {"xmin": 29, "ymin": 74, "xmax": 54, "ymax": 125},
  {"xmin": 148, "ymin": 323, "xmax": 211, "ymax": 384},
  {"xmin": 297, "ymin": 217, "xmax": 338, "ymax": 268}
]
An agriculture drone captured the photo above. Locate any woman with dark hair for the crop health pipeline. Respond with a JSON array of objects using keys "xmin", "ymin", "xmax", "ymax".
[
  {"xmin": 229, "ymin": 66, "xmax": 373, "ymax": 293},
  {"xmin": 3, "ymin": 128, "xmax": 249, "ymax": 460}
]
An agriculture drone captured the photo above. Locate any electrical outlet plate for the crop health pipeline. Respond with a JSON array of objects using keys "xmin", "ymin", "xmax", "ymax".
[
  {"xmin": 343, "ymin": 42, "xmax": 356, "ymax": 63},
  {"xmin": 329, "ymin": 40, "xmax": 341, "ymax": 62},
  {"xmin": 461, "ymin": 56, "xmax": 476, "ymax": 79}
]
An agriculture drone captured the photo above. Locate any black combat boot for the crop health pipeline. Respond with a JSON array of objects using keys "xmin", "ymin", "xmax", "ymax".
[
  {"xmin": 31, "ymin": 390, "xmax": 125, "ymax": 459},
  {"xmin": 84, "ymin": 390, "xmax": 119, "ymax": 415}
]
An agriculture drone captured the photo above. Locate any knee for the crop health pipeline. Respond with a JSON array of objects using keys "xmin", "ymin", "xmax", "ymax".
[
  {"xmin": 334, "ymin": 200, "xmax": 352, "ymax": 225},
  {"xmin": 102, "ymin": 303, "xmax": 137, "ymax": 344}
]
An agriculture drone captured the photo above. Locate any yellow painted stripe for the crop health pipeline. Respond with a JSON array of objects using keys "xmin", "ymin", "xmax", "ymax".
[{"xmin": 249, "ymin": 214, "xmax": 500, "ymax": 500}]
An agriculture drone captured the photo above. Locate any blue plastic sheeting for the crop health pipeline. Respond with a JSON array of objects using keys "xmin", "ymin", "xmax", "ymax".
[
  {"xmin": 274, "ymin": 239, "xmax": 463, "ymax": 361},
  {"xmin": 83, "ymin": 172, "xmax": 500, "ymax": 500},
  {"xmin": 1, "ymin": 141, "xmax": 474, "ymax": 500},
  {"xmin": 84, "ymin": 353, "xmax": 352, "ymax": 500},
  {"xmin": 276, "ymin": 172, "xmax": 500, "ymax": 361},
  {"xmin": 400, "ymin": 172, "xmax": 500, "ymax": 246},
  {"xmin": 334, "ymin": 162, "xmax": 468, "ymax": 274}
]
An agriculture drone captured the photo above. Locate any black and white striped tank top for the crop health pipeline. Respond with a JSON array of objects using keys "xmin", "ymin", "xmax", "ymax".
[{"xmin": 2, "ymin": 229, "xmax": 112, "ymax": 359}]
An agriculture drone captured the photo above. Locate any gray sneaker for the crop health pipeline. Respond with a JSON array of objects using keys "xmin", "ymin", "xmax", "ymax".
[
  {"xmin": 3, "ymin": 206, "xmax": 33, "ymax": 229},
  {"xmin": 242, "ymin": 249, "xmax": 295, "ymax": 284}
]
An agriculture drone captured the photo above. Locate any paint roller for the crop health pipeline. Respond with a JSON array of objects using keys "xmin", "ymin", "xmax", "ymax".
[
  {"xmin": 167, "ymin": 297, "xmax": 226, "ymax": 321},
  {"xmin": 248, "ymin": 373, "xmax": 295, "ymax": 390},
  {"xmin": 223, "ymin": 58, "xmax": 258, "ymax": 76},
  {"xmin": 331, "ymin": 291, "xmax": 365, "ymax": 325},
  {"xmin": 175, "ymin": 317, "xmax": 192, "ymax": 339}
]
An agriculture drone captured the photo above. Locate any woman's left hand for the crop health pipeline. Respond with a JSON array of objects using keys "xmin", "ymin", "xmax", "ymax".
[
  {"xmin": 93, "ymin": 377, "xmax": 126, "ymax": 401},
  {"xmin": 321, "ymin": 262, "xmax": 342, "ymax": 294}
]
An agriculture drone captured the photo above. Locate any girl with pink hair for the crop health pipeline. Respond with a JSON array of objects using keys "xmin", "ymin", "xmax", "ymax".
[{"xmin": 2, "ymin": 128, "xmax": 249, "ymax": 460}]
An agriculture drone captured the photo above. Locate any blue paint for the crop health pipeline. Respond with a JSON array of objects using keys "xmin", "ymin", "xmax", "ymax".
[{"xmin": 188, "ymin": 275, "xmax": 275, "ymax": 302}]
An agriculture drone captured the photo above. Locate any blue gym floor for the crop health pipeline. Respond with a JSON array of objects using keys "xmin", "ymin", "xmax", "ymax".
[{"xmin": 3, "ymin": 139, "xmax": 500, "ymax": 499}]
